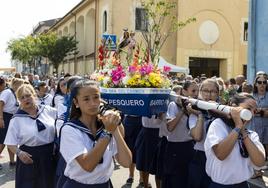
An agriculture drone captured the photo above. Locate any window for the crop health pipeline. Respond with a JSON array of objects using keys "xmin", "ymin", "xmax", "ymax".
[
  {"xmin": 103, "ymin": 11, "xmax": 107, "ymax": 33},
  {"xmin": 135, "ymin": 8, "xmax": 148, "ymax": 31},
  {"xmin": 243, "ymin": 22, "xmax": 248, "ymax": 42},
  {"xmin": 243, "ymin": 65, "xmax": 247, "ymax": 78}
]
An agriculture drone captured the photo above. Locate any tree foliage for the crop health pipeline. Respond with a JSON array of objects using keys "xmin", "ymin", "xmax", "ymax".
[
  {"xmin": 7, "ymin": 32, "xmax": 78, "ymax": 74},
  {"xmin": 7, "ymin": 36, "xmax": 37, "ymax": 69},
  {"xmin": 38, "ymin": 33, "xmax": 78, "ymax": 73},
  {"xmin": 140, "ymin": 0, "xmax": 196, "ymax": 65}
]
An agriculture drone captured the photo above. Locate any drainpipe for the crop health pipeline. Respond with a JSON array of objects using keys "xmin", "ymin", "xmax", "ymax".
[
  {"xmin": 248, "ymin": 0, "xmax": 256, "ymax": 84},
  {"xmin": 94, "ymin": 0, "xmax": 98, "ymax": 71}
]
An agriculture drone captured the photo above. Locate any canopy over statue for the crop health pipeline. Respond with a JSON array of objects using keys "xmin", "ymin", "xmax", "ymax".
[{"xmin": 158, "ymin": 56, "xmax": 189, "ymax": 74}]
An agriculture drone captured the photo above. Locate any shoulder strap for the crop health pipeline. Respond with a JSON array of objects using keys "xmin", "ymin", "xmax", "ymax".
[{"xmin": 9, "ymin": 88, "xmax": 19, "ymax": 107}]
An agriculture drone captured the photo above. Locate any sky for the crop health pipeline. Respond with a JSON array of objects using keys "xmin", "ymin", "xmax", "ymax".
[{"xmin": 0, "ymin": 0, "xmax": 82, "ymax": 67}]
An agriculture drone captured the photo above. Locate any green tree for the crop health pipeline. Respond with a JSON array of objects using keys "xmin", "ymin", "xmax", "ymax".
[
  {"xmin": 7, "ymin": 36, "xmax": 38, "ymax": 72},
  {"xmin": 140, "ymin": 0, "xmax": 196, "ymax": 65},
  {"xmin": 38, "ymin": 33, "xmax": 78, "ymax": 74}
]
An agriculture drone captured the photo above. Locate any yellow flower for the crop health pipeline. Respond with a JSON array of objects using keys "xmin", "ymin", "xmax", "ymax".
[
  {"xmin": 97, "ymin": 75, "xmax": 104, "ymax": 82},
  {"xmin": 149, "ymin": 73, "xmax": 162, "ymax": 87},
  {"xmin": 127, "ymin": 74, "xmax": 141, "ymax": 87}
]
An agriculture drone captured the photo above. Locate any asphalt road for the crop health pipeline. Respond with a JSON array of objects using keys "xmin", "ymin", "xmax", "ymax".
[
  {"xmin": 0, "ymin": 148, "xmax": 156, "ymax": 188},
  {"xmin": 1, "ymin": 147, "xmax": 266, "ymax": 188}
]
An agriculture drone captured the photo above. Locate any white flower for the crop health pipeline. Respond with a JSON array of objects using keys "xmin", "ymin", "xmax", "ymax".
[
  {"xmin": 108, "ymin": 69, "xmax": 113, "ymax": 75},
  {"xmin": 100, "ymin": 69, "xmax": 109, "ymax": 74},
  {"xmin": 103, "ymin": 76, "xmax": 110, "ymax": 85},
  {"xmin": 90, "ymin": 73, "xmax": 97, "ymax": 80},
  {"xmin": 122, "ymin": 75, "xmax": 130, "ymax": 85}
]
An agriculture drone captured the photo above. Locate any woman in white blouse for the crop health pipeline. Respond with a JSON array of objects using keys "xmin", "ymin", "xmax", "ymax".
[{"xmin": 4, "ymin": 84, "xmax": 57, "ymax": 188}]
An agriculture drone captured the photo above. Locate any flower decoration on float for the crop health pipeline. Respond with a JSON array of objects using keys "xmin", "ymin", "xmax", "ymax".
[
  {"xmin": 91, "ymin": 0, "xmax": 196, "ymax": 90},
  {"xmin": 92, "ymin": 37, "xmax": 171, "ymax": 89},
  {"xmin": 90, "ymin": 0, "xmax": 195, "ymax": 117}
]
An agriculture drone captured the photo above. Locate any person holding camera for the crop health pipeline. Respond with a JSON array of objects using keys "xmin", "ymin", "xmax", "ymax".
[
  {"xmin": 59, "ymin": 79, "xmax": 131, "ymax": 188},
  {"xmin": 204, "ymin": 93, "xmax": 265, "ymax": 187}
]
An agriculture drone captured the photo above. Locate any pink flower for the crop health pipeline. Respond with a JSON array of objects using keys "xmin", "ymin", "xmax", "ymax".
[
  {"xmin": 128, "ymin": 66, "xmax": 137, "ymax": 73},
  {"xmin": 140, "ymin": 63, "xmax": 154, "ymax": 75},
  {"xmin": 111, "ymin": 65, "xmax": 126, "ymax": 85},
  {"xmin": 163, "ymin": 66, "xmax": 171, "ymax": 73}
]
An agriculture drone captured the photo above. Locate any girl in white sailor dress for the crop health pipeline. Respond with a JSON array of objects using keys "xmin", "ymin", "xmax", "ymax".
[
  {"xmin": 60, "ymin": 79, "xmax": 131, "ymax": 188},
  {"xmin": 52, "ymin": 78, "xmax": 66, "ymax": 109},
  {"xmin": 4, "ymin": 84, "xmax": 58, "ymax": 188},
  {"xmin": 188, "ymin": 79, "xmax": 219, "ymax": 188},
  {"xmin": 204, "ymin": 93, "xmax": 265, "ymax": 188},
  {"xmin": 162, "ymin": 81, "xmax": 198, "ymax": 188},
  {"xmin": 36, "ymin": 81, "xmax": 53, "ymax": 106},
  {"xmin": 0, "ymin": 78, "xmax": 24, "ymax": 168},
  {"xmin": 55, "ymin": 76, "xmax": 83, "ymax": 188},
  {"xmin": 135, "ymin": 115, "xmax": 163, "ymax": 188}
]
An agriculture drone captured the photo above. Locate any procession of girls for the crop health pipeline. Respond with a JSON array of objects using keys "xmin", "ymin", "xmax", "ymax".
[{"xmin": 0, "ymin": 72, "xmax": 266, "ymax": 188}]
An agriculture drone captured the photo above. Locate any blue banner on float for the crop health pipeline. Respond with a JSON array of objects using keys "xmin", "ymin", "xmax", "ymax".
[{"xmin": 100, "ymin": 88, "xmax": 171, "ymax": 117}]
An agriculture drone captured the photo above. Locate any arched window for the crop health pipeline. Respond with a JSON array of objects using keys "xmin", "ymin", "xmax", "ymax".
[{"xmin": 103, "ymin": 11, "xmax": 107, "ymax": 33}]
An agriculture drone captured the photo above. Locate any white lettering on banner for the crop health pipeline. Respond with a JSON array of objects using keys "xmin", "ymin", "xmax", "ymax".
[
  {"xmin": 150, "ymin": 99, "xmax": 169, "ymax": 106},
  {"xmin": 108, "ymin": 99, "xmax": 144, "ymax": 106}
]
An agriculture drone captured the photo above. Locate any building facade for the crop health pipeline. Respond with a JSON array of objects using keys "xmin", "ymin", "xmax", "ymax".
[
  {"xmin": 247, "ymin": 0, "xmax": 268, "ymax": 83},
  {"xmin": 48, "ymin": 0, "xmax": 248, "ymax": 80}
]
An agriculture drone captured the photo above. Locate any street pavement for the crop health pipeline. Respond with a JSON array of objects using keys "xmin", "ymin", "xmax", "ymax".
[
  {"xmin": 0, "ymin": 148, "xmax": 156, "ymax": 188},
  {"xmin": 0, "ymin": 147, "xmax": 267, "ymax": 188}
]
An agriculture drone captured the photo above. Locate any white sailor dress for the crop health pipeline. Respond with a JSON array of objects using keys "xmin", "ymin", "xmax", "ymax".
[
  {"xmin": 0, "ymin": 88, "xmax": 19, "ymax": 144},
  {"xmin": 37, "ymin": 93, "xmax": 53, "ymax": 106},
  {"xmin": 4, "ymin": 105, "xmax": 57, "ymax": 188},
  {"xmin": 60, "ymin": 119, "xmax": 117, "ymax": 188}
]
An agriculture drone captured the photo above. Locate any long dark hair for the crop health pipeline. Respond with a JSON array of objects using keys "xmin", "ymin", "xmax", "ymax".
[
  {"xmin": 182, "ymin": 80, "xmax": 196, "ymax": 91},
  {"xmin": 253, "ymin": 75, "xmax": 268, "ymax": 93},
  {"xmin": 52, "ymin": 78, "xmax": 65, "ymax": 107},
  {"xmin": 55, "ymin": 78, "xmax": 65, "ymax": 96},
  {"xmin": 68, "ymin": 79, "xmax": 99, "ymax": 120}
]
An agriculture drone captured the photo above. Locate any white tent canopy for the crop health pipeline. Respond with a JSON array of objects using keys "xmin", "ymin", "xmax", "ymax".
[{"xmin": 158, "ymin": 56, "xmax": 189, "ymax": 74}]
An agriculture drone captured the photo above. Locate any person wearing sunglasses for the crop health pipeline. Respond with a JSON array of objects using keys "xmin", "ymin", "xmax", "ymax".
[
  {"xmin": 204, "ymin": 93, "xmax": 265, "ymax": 188},
  {"xmin": 246, "ymin": 74, "xmax": 268, "ymax": 178}
]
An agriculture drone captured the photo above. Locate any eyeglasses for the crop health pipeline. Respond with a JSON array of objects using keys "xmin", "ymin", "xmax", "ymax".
[
  {"xmin": 201, "ymin": 89, "xmax": 218, "ymax": 95},
  {"xmin": 257, "ymin": 80, "xmax": 267, "ymax": 85}
]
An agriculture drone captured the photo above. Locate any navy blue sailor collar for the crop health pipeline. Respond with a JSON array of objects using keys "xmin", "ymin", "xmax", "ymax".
[
  {"xmin": 39, "ymin": 93, "xmax": 50, "ymax": 100},
  {"xmin": 13, "ymin": 105, "xmax": 47, "ymax": 132},
  {"xmin": 39, "ymin": 94, "xmax": 50, "ymax": 105},
  {"xmin": 14, "ymin": 105, "xmax": 45, "ymax": 118},
  {"xmin": 65, "ymin": 119, "xmax": 104, "ymax": 141}
]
